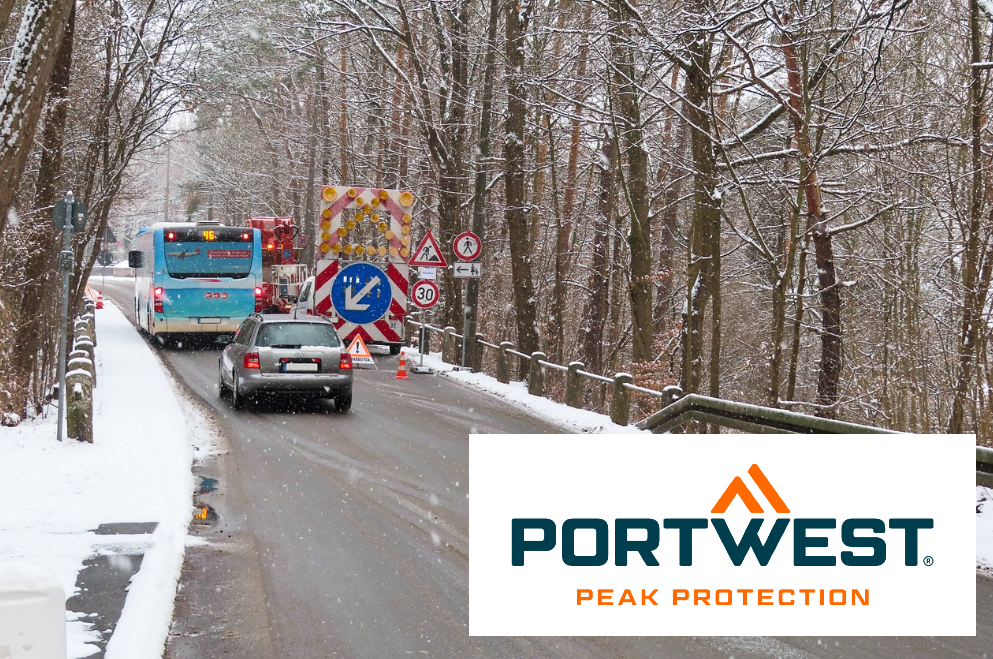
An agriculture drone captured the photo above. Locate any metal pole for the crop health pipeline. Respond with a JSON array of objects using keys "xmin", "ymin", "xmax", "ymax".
[
  {"xmin": 460, "ymin": 289, "xmax": 470, "ymax": 369},
  {"xmin": 419, "ymin": 322, "xmax": 426, "ymax": 369},
  {"xmin": 56, "ymin": 193, "xmax": 74, "ymax": 442}
]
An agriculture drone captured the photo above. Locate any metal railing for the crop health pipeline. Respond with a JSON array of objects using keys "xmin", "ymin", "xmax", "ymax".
[
  {"xmin": 979, "ymin": 447, "xmax": 993, "ymax": 489},
  {"xmin": 406, "ymin": 319, "xmax": 890, "ymax": 432}
]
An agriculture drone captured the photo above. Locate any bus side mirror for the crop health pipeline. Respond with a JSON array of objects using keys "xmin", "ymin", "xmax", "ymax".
[{"xmin": 128, "ymin": 251, "xmax": 143, "ymax": 268}]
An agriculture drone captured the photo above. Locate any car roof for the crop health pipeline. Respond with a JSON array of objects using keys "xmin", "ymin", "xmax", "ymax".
[{"xmin": 253, "ymin": 313, "xmax": 332, "ymax": 324}]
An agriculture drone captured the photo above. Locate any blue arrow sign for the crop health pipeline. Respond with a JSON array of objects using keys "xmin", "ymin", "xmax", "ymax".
[{"xmin": 331, "ymin": 262, "xmax": 392, "ymax": 325}]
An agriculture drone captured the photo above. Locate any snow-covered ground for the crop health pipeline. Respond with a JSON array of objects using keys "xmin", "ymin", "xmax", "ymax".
[{"xmin": 0, "ymin": 302, "xmax": 215, "ymax": 658}]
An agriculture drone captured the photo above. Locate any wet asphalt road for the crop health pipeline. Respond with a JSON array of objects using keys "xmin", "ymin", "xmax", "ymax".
[{"xmin": 97, "ymin": 278, "xmax": 993, "ymax": 659}]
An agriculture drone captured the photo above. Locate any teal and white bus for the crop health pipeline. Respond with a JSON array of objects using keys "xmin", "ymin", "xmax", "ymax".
[{"xmin": 129, "ymin": 222, "xmax": 263, "ymax": 345}]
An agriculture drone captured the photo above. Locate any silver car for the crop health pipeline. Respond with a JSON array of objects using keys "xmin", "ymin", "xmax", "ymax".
[{"xmin": 219, "ymin": 314, "xmax": 353, "ymax": 411}]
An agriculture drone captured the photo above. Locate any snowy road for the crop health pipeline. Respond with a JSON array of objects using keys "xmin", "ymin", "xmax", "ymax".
[{"xmin": 98, "ymin": 278, "xmax": 993, "ymax": 659}]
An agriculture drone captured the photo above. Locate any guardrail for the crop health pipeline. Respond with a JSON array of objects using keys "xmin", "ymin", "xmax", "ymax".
[
  {"xmin": 407, "ymin": 319, "xmax": 882, "ymax": 431},
  {"xmin": 979, "ymin": 447, "xmax": 993, "ymax": 489},
  {"xmin": 405, "ymin": 319, "xmax": 993, "ymax": 487}
]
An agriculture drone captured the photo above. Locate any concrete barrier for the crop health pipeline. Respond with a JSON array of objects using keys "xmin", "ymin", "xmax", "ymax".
[{"xmin": 0, "ymin": 561, "xmax": 67, "ymax": 659}]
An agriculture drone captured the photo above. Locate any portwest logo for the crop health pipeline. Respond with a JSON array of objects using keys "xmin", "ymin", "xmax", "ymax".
[
  {"xmin": 469, "ymin": 435, "xmax": 974, "ymax": 636},
  {"xmin": 511, "ymin": 463, "xmax": 933, "ymax": 570}
]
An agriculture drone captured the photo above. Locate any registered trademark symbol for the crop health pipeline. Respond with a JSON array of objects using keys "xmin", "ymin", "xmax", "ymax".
[{"xmin": 923, "ymin": 556, "xmax": 934, "ymax": 566}]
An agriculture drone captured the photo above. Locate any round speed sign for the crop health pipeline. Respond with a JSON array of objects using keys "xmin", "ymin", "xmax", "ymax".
[{"xmin": 411, "ymin": 279, "xmax": 440, "ymax": 309}]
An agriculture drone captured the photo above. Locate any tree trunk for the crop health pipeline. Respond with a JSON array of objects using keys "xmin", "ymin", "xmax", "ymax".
[
  {"xmin": 7, "ymin": 1, "xmax": 75, "ymax": 416},
  {"xmin": 608, "ymin": 0, "xmax": 652, "ymax": 365},
  {"xmin": 579, "ymin": 130, "xmax": 614, "ymax": 401},
  {"xmin": 950, "ymin": 0, "xmax": 987, "ymax": 433},
  {"xmin": 504, "ymin": 0, "xmax": 540, "ymax": 361},
  {"xmin": 680, "ymin": 20, "xmax": 718, "ymax": 395},
  {"xmin": 781, "ymin": 16, "xmax": 843, "ymax": 417},
  {"xmin": 0, "ymin": 0, "xmax": 73, "ymax": 235},
  {"xmin": 464, "ymin": 0, "xmax": 500, "ymax": 372}
]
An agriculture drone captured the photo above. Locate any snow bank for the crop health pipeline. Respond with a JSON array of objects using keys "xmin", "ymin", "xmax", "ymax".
[
  {"xmin": 409, "ymin": 349, "xmax": 644, "ymax": 434},
  {"xmin": 979, "ymin": 486, "xmax": 993, "ymax": 575},
  {"xmin": 0, "ymin": 301, "xmax": 207, "ymax": 658}
]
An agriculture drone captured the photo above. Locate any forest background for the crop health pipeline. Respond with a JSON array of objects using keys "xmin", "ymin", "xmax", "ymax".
[{"xmin": 2, "ymin": 0, "xmax": 991, "ymax": 439}]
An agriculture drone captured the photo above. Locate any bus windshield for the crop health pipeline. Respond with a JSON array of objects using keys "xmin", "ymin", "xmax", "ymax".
[{"xmin": 164, "ymin": 243, "xmax": 254, "ymax": 278}]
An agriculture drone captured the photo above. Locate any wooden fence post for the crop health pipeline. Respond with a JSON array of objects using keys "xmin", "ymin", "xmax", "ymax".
[
  {"xmin": 497, "ymin": 342, "xmax": 514, "ymax": 384},
  {"xmin": 610, "ymin": 373, "xmax": 634, "ymax": 426},
  {"xmin": 442, "ymin": 326, "xmax": 456, "ymax": 364},
  {"xmin": 528, "ymin": 352, "xmax": 546, "ymax": 397},
  {"xmin": 473, "ymin": 333, "xmax": 485, "ymax": 373},
  {"xmin": 566, "ymin": 361, "xmax": 585, "ymax": 408}
]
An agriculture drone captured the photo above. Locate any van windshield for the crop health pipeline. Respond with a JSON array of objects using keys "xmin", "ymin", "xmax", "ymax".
[{"xmin": 255, "ymin": 323, "xmax": 341, "ymax": 348}]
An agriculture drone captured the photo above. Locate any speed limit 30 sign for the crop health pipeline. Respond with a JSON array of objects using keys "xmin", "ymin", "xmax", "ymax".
[{"xmin": 411, "ymin": 279, "xmax": 440, "ymax": 309}]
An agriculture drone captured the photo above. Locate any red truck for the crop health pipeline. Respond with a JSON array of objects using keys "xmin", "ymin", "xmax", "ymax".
[{"xmin": 244, "ymin": 217, "xmax": 310, "ymax": 313}]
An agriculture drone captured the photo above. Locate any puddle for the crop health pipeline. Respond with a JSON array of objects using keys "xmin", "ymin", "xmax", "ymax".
[
  {"xmin": 198, "ymin": 476, "xmax": 218, "ymax": 494},
  {"xmin": 192, "ymin": 501, "xmax": 218, "ymax": 527}
]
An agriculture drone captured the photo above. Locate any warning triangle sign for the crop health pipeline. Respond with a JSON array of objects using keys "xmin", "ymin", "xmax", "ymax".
[
  {"xmin": 346, "ymin": 334, "xmax": 375, "ymax": 367},
  {"xmin": 408, "ymin": 229, "xmax": 448, "ymax": 267}
]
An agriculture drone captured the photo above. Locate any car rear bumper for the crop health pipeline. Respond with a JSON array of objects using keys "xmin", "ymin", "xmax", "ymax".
[{"xmin": 238, "ymin": 371, "xmax": 353, "ymax": 397}]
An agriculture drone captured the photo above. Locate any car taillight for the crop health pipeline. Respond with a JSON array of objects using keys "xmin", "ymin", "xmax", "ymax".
[
  {"xmin": 154, "ymin": 287, "xmax": 164, "ymax": 313},
  {"xmin": 254, "ymin": 287, "xmax": 263, "ymax": 312},
  {"xmin": 339, "ymin": 352, "xmax": 352, "ymax": 370},
  {"xmin": 244, "ymin": 352, "xmax": 260, "ymax": 369}
]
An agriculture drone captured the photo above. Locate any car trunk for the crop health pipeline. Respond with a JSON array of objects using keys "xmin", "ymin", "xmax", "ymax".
[{"xmin": 257, "ymin": 346, "xmax": 341, "ymax": 374}]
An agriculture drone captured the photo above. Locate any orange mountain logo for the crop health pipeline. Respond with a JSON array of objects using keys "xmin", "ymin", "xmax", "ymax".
[{"xmin": 711, "ymin": 464, "xmax": 790, "ymax": 514}]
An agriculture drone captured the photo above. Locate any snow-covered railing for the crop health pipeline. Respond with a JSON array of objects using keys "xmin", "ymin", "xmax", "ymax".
[
  {"xmin": 979, "ymin": 447, "xmax": 993, "ymax": 489},
  {"xmin": 404, "ymin": 319, "xmax": 913, "ymax": 433},
  {"xmin": 406, "ymin": 319, "xmax": 685, "ymax": 426}
]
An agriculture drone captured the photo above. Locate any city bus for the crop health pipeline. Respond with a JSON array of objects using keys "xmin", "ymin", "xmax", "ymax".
[{"xmin": 129, "ymin": 222, "xmax": 263, "ymax": 346}]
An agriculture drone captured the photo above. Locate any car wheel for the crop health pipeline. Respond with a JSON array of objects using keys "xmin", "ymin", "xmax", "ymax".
[
  {"xmin": 218, "ymin": 363, "xmax": 230, "ymax": 399},
  {"xmin": 232, "ymin": 373, "xmax": 246, "ymax": 409},
  {"xmin": 334, "ymin": 391, "xmax": 352, "ymax": 413}
]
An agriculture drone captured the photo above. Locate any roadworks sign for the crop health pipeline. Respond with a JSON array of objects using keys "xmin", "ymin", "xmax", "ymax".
[{"xmin": 346, "ymin": 335, "xmax": 375, "ymax": 368}]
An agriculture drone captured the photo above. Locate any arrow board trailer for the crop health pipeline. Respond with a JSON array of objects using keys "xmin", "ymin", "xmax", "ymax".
[{"xmin": 314, "ymin": 259, "xmax": 408, "ymax": 355}]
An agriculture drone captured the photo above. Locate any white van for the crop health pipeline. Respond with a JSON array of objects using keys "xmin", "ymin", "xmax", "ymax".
[{"xmin": 289, "ymin": 276, "xmax": 316, "ymax": 319}]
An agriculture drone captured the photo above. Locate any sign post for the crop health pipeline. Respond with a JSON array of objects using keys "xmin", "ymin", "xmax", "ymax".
[
  {"xmin": 53, "ymin": 192, "xmax": 86, "ymax": 442},
  {"xmin": 453, "ymin": 231, "xmax": 483, "ymax": 370}
]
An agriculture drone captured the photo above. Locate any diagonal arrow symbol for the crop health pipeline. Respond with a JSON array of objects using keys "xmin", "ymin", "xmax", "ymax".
[{"xmin": 345, "ymin": 276, "xmax": 381, "ymax": 310}]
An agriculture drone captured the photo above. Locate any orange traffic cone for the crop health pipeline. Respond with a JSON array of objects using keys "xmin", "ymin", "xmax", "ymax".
[{"xmin": 394, "ymin": 350, "xmax": 410, "ymax": 380}]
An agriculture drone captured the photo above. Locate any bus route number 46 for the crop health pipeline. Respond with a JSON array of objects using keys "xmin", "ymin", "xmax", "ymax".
[{"xmin": 412, "ymin": 280, "xmax": 439, "ymax": 309}]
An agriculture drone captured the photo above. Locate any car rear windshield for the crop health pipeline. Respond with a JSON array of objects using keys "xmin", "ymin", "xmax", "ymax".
[{"xmin": 255, "ymin": 323, "xmax": 341, "ymax": 348}]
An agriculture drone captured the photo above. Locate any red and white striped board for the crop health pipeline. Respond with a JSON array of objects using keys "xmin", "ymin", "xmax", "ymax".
[{"xmin": 314, "ymin": 258, "xmax": 409, "ymax": 344}]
